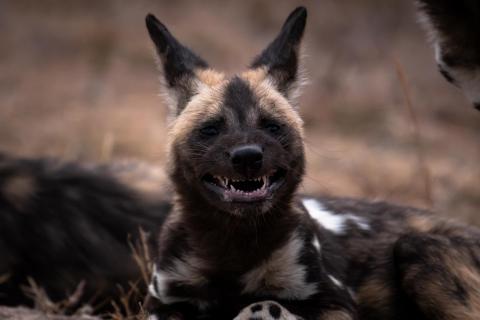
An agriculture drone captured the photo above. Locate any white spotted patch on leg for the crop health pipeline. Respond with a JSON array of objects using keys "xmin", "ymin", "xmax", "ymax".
[
  {"xmin": 234, "ymin": 301, "xmax": 300, "ymax": 320},
  {"xmin": 302, "ymin": 198, "xmax": 370, "ymax": 234}
]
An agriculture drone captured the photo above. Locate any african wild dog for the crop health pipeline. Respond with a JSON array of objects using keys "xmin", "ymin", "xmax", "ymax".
[
  {"xmin": 0, "ymin": 154, "xmax": 170, "ymax": 310},
  {"xmin": 145, "ymin": 6, "xmax": 480, "ymax": 320},
  {"xmin": 416, "ymin": 0, "xmax": 480, "ymax": 110}
]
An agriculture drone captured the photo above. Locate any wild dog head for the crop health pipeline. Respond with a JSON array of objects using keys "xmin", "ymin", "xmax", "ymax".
[
  {"xmin": 416, "ymin": 0, "xmax": 480, "ymax": 110},
  {"xmin": 146, "ymin": 7, "xmax": 307, "ymax": 215}
]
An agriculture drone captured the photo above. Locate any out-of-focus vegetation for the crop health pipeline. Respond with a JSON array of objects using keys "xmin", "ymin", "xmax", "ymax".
[{"xmin": 1, "ymin": 0, "xmax": 479, "ymax": 223}]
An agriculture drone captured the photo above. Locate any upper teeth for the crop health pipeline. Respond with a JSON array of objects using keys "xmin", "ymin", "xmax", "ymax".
[{"xmin": 213, "ymin": 175, "xmax": 268, "ymax": 190}]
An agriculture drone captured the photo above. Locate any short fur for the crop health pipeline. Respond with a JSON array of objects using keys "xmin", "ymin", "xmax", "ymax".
[
  {"xmin": 146, "ymin": 6, "xmax": 480, "ymax": 320},
  {"xmin": 416, "ymin": 0, "xmax": 480, "ymax": 110}
]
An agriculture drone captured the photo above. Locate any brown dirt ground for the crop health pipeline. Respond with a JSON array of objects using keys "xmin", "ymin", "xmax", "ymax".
[{"xmin": 1, "ymin": 0, "xmax": 479, "ymax": 224}]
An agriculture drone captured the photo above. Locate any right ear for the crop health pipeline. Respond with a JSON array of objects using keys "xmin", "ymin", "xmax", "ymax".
[
  {"xmin": 250, "ymin": 7, "xmax": 307, "ymax": 103},
  {"xmin": 146, "ymin": 14, "xmax": 209, "ymax": 116}
]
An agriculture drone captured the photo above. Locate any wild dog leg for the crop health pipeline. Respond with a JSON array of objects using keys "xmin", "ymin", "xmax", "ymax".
[{"xmin": 394, "ymin": 232, "xmax": 480, "ymax": 320}]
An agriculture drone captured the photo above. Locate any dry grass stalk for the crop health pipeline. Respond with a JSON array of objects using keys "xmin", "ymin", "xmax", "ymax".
[
  {"xmin": 393, "ymin": 58, "xmax": 434, "ymax": 208},
  {"xmin": 128, "ymin": 228, "xmax": 154, "ymax": 287},
  {"xmin": 21, "ymin": 278, "xmax": 90, "ymax": 316},
  {"xmin": 109, "ymin": 228, "xmax": 154, "ymax": 319}
]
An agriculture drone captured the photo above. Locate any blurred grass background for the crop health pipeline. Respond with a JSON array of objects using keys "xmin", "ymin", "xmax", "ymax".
[{"xmin": 1, "ymin": 0, "xmax": 479, "ymax": 223}]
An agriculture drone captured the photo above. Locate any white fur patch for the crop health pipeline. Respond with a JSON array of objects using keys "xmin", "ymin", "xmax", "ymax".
[
  {"xmin": 241, "ymin": 232, "xmax": 317, "ymax": 300},
  {"xmin": 302, "ymin": 198, "xmax": 370, "ymax": 235},
  {"xmin": 328, "ymin": 274, "xmax": 344, "ymax": 289},
  {"xmin": 149, "ymin": 257, "xmax": 209, "ymax": 306},
  {"xmin": 312, "ymin": 237, "xmax": 321, "ymax": 252}
]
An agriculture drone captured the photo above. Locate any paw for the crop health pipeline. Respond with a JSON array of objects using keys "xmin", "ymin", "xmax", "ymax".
[{"xmin": 234, "ymin": 301, "xmax": 300, "ymax": 320}]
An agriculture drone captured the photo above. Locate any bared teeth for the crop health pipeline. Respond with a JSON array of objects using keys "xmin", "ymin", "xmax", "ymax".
[{"xmin": 213, "ymin": 175, "xmax": 270, "ymax": 192}]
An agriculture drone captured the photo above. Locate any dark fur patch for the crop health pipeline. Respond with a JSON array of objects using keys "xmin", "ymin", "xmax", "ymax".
[
  {"xmin": 146, "ymin": 14, "xmax": 208, "ymax": 87},
  {"xmin": 223, "ymin": 77, "xmax": 258, "ymax": 125},
  {"xmin": 268, "ymin": 303, "xmax": 282, "ymax": 318},
  {"xmin": 417, "ymin": 0, "xmax": 480, "ymax": 67},
  {"xmin": 438, "ymin": 64, "xmax": 456, "ymax": 84},
  {"xmin": 250, "ymin": 7, "xmax": 306, "ymax": 97},
  {"xmin": 251, "ymin": 304, "xmax": 262, "ymax": 312},
  {"xmin": 146, "ymin": 14, "xmax": 209, "ymax": 113}
]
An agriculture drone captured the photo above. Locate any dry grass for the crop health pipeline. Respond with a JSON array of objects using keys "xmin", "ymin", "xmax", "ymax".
[
  {"xmin": 17, "ymin": 229, "xmax": 154, "ymax": 319},
  {"xmin": 22, "ymin": 278, "xmax": 92, "ymax": 316},
  {"xmin": 108, "ymin": 229, "xmax": 154, "ymax": 320},
  {"xmin": 393, "ymin": 58, "xmax": 433, "ymax": 208}
]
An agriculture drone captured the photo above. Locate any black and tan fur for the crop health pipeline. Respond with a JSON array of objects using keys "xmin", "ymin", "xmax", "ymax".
[
  {"xmin": 0, "ymin": 153, "xmax": 170, "ymax": 310},
  {"xmin": 145, "ymin": 6, "xmax": 480, "ymax": 320},
  {"xmin": 416, "ymin": 0, "xmax": 480, "ymax": 110}
]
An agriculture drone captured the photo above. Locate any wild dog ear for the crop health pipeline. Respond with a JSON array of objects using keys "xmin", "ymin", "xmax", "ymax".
[
  {"xmin": 146, "ymin": 14, "xmax": 209, "ymax": 116},
  {"xmin": 250, "ymin": 7, "xmax": 307, "ymax": 102}
]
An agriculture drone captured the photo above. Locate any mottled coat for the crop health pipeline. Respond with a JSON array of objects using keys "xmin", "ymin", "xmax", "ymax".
[{"xmin": 145, "ymin": 6, "xmax": 480, "ymax": 320}]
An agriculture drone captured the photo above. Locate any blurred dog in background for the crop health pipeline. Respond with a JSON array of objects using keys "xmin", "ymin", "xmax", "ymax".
[{"xmin": 416, "ymin": 0, "xmax": 480, "ymax": 110}]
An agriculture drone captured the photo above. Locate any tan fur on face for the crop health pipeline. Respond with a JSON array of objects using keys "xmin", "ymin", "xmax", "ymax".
[
  {"xmin": 240, "ymin": 69, "xmax": 304, "ymax": 137},
  {"xmin": 195, "ymin": 69, "xmax": 225, "ymax": 87},
  {"xmin": 168, "ymin": 81, "xmax": 227, "ymax": 150},
  {"xmin": 241, "ymin": 67, "xmax": 268, "ymax": 85},
  {"xmin": 2, "ymin": 174, "xmax": 36, "ymax": 211},
  {"xmin": 167, "ymin": 67, "xmax": 304, "ymax": 165}
]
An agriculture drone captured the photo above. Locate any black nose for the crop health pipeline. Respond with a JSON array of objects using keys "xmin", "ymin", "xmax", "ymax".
[{"xmin": 230, "ymin": 144, "xmax": 263, "ymax": 174}]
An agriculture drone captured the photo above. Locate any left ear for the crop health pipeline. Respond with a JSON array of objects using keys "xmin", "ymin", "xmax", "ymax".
[
  {"xmin": 250, "ymin": 7, "xmax": 307, "ymax": 101},
  {"xmin": 146, "ymin": 13, "xmax": 210, "ymax": 116}
]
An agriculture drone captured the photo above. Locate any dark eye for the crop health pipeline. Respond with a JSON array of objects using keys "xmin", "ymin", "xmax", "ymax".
[
  {"xmin": 199, "ymin": 125, "xmax": 219, "ymax": 137},
  {"xmin": 263, "ymin": 121, "xmax": 282, "ymax": 134}
]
